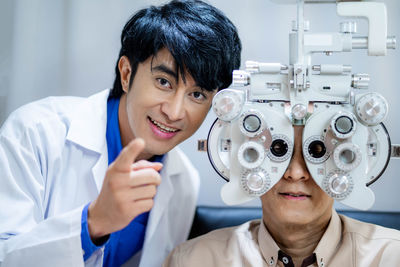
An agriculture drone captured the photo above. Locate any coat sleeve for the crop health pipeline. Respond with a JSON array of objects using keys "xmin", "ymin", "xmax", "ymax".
[{"xmin": 0, "ymin": 112, "xmax": 101, "ymax": 267}]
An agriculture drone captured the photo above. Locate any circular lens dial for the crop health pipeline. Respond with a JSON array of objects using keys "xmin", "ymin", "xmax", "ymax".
[
  {"xmin": 239, "ymin": 110, "xmax": 266, "ymax": 137},
  {"xmin": 212, "ymin": 89, "xmax": 244, "ymax": 122},
  {"xmin": 238, "ymin": 141, "xmax": 265, "ymax": 169},
  {"xmin": 322, "ymin": 170, "xmax": 354, "ymax": 199},
  {"xmin": 330, "ymin": 112, "xmax": 357, "ymax": 139},
  {"xmin": 267, "ymin": 134, "xmax": 293, "ymax": 162},
  {"xmin": 241, "ymin": 168, "xmax": 270, "ymax": 196},
  {"xmin": 333, "ymin": 142, "xmax": 361, "ymax": 171},
  {"xmin": 355, "ymin": 92, "xmax": 388, "ymax": 126},
  {"xmin": 270, "ymin": 139, "xmax": 289, "ymax": 157},
  {"xmin": 243, "ymin": 115, "xmax": 261, "ymax": 133},
  {"xmin": 303, "ymin": 135, "xmax": 330, "ymax": 164}
]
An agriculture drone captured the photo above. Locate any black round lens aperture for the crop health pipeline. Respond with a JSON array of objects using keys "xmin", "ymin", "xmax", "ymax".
[
  {"xmin": 308, "ymin": 140, "xmax": 326, "ymax": 158},
  {"xmin": 270, "ymin": 139, "xmax": 288, "ymax": 157}
]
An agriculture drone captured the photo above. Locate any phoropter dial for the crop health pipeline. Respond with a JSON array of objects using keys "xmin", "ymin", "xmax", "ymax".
[
  {"xmin": 330, "ymin": 112, "xmax": 357, "ymax": 139},
  {"xmin": 355, "ymin": 92, "xmax": 388, "ymax": 126},
  {"xmin": 212, "ymin": 89, "xmax": 245, "ymax": 122},
  {"xmin": 303, "ymin": 135, "xmax": 330, "ymax": 164},
  {"xmin": 239, "ymin": 110, "xmax": 266, "ymax": 137},
  {"xmin": 333, "ymin": 142, "xmax": 362, "ymax": 172},
  {"xmin": 240, "ymin": 168, "xmax": 270, "ymax": 196},
  {"xmin": 267, "ymin": 134, "xmax": 293, "ymax": 162},
  {"xmin": 322, "ymin": 170, "xmax": 354, "ymax": 200},
  {"xmin": 237, "ymin": 141, "xmax": 266, "ymax": 169}
]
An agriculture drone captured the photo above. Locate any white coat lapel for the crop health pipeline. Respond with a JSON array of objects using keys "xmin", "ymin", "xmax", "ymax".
[
  {"xmin": 66, "ymin": 89, "xmax": 110, "ymax": 193},
  {"xmin": 144, "ymin": 148, "xmax": 183, "ymax": 242},
  {"xmin": 91, "ymin": 151, "xmax": 108, "ymax": 193}
]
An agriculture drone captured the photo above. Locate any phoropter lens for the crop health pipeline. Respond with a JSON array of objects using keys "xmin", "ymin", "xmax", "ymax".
[
  {"xmin": 243, "ymin": 115, "xmax": 261, "ymax": 133},
  {"xmin": 308, "ymin": 140, "xmax": 326, "ymax": 159},
  {"xmin": 243, "ymin": 147, "xmax": 259, "ymax": 163},
  {"xmin": 335, "ymin": 116, "xmax": 353, "ymax": 134},
  {"xmin": 270, "ymin": 139, "xmax": 288, "ymax": 157},
  {"xmin": 339, "ymin": 149, "xmax": 356, "ymax": 164}
]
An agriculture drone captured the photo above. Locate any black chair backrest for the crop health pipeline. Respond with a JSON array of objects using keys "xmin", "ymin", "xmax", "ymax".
[{"xmin": 189, "ymin": 206, "xmax": 400, "ymax": 239}]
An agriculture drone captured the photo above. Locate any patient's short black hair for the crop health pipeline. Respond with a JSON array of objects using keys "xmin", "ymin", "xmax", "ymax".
[{"xmin": 109, "ymin": 0, "xmax": 241, "ymax": 98}]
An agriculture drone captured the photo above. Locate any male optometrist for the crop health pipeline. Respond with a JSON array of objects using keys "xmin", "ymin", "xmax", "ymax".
[{"xmin": 0, "ymin": 1, "xmax": 241, "ymax": 266}]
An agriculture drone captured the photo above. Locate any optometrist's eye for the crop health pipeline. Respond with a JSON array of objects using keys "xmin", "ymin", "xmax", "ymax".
[
  {"xmin": 191, "ymin": 91, "xmax": 206, "ymax": 101},
  {"xmin": 193, "ymin": 91, "xmax": 202, "ymax": 98},
  {"xmin": 156, "ymin": 78, "xmax": 172, "ymax": 89},
  {"xmin": 308, "ymin": 140, "xmax": 326, "ymax": 159},
  {"xmin": 270, "ymin": 139, "xmax": 289, "ymax": 157}
]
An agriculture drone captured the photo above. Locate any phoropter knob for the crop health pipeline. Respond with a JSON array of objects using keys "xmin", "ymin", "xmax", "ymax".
[
  {"xmin": 355, "ymin": 92, "xmax": 388, "ymax": 126},
  {"xmin": 212, "ymin": 89, "xmax": 244, "ymax": 122}
]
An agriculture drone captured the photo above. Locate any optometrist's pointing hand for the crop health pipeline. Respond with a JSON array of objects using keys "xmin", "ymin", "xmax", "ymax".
[{"xmin": 87, "ymin": 138, "xmax": 162, "ymax": 241}]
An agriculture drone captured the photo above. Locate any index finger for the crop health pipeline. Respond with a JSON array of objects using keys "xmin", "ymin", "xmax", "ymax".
[{"xmin": 114, "ymin": 138, "xmax": 145, "ymax": 171}]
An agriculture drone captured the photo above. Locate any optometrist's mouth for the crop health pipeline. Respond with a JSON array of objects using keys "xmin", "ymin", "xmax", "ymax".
[
  {"xmin": 148, "ymin": 117, "xmax": 180, "ymax": 139},
  {"xmin": 279, "ymin": 192, "xmax": 311, "ymax": 200}
]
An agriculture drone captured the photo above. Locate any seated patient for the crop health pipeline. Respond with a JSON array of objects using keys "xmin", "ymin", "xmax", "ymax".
[{"xmin": 164, "ymin": 126, "xmax": 400, "ymax": 267}]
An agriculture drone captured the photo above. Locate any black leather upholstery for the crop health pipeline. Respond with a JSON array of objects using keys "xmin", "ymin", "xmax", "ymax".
[{"xmin": 189, "ymin": 206, "xmax": 400, "ymax": 239}]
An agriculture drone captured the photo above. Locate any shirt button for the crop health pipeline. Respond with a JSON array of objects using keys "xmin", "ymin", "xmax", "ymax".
[
  {"xmin": 320, "ymin": 262, "xmax": 325, "ymax": 267},
  {"xmin": 282, "ymin": 256, "xmax": 289, "ymax": 264},
  {"xmin": 269, "ymin": 258, "xmax": 274, "ymax": 265}
]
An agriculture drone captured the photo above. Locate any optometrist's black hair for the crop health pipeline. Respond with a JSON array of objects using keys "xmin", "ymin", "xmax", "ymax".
[{"xmin": 109, "ymin": 0, "xmax": 241, "ymax": 98}]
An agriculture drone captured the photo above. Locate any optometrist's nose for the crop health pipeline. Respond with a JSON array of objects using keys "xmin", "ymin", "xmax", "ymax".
[{"xmin": 161, "ymin": 93, "xmax": 185, "ymax": 122}]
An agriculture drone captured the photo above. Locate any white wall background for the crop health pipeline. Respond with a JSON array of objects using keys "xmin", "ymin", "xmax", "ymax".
[{"xmin": 1, "ymin": 0, "xmax": 399, "ymax": 211}]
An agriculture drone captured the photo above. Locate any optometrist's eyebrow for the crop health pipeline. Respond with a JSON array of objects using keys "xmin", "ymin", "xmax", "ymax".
[
  {"xmin": 151, "ymin": 62, "xmax": 203, "ymax": 89},
  {"xmin": 151, "ymin": 64, "xmax": 178, "ymax": 81}
]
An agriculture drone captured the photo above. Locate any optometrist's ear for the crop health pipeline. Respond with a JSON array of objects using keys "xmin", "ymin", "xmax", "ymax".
[{"xmin": 118, "ymin": 56, "xmax": 132, "ymax": 93}]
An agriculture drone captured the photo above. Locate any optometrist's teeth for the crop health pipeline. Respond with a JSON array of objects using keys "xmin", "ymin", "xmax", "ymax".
[{"xmin": 151, "ymin": 118, "xmax": 178, "ymax": 133}]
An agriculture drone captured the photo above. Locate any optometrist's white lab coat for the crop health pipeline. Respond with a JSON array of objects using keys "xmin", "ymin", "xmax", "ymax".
[{"xmin": 0, "ymin": 89, "xmax": 200, "ymax": 267}]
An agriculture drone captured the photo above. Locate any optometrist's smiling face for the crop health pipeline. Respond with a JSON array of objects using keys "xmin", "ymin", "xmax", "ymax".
[
  {"xmin": 261, "ymin": 126, "xmax": 334, "ymax": 229},
  {"xmin": 118, "ymin": 48, "xmax": 217, "ymax": 160}
]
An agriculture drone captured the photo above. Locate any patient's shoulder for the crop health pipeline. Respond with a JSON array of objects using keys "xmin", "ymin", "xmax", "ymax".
[
  {"xmin": 163, "ymin": 220, "xmax": 261, "ymax": 267},
  {"xmin": 340, "ymin": 214, "xmax": 400, "ymax": 241},
  {"xmin": 339, "ymin": 215, "xmax": 400, "ymax": 265}
]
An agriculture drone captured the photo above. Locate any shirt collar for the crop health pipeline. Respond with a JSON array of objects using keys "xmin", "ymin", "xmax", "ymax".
[
  {"xmin": 258, "ymin": 218, "xmax": 281, "ymax": 266},
  {"xmin": 106, "ymin": 97, "xmax": 123, "ymax": 165},
  {"xmin": 313, "ymin": 209, "xmax": 342, "ymax": 266},
  {"xmin": 258, "ymin": 209, "xmax": 341, "ymax": 267}
]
